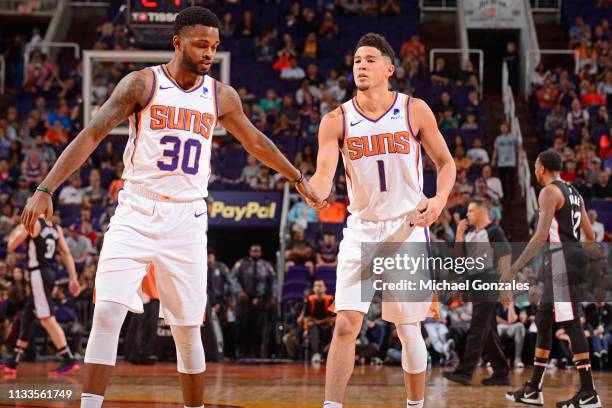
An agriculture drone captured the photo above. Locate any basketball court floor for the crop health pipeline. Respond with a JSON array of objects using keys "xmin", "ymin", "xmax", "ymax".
[{"xmin": 0, "ymin": 362, "xmax": 609, "ymax": 407}]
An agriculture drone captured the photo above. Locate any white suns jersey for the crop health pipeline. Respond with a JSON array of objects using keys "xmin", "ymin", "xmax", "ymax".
[
  {"xmin": 340, "ymin": 92, "xmax": 424, "ymax": 221},
  {"xmin": 122, "ymin": 64, "xmax": 217, "ymax": 200}
]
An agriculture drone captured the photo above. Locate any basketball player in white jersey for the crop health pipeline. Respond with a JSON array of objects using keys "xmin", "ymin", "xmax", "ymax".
[
  {"xmin": 20, "ymin": 7, "xmax": 324, "ymax": 408},
  {"xmin": 310, "ymin": 33, "xmax": 456, "ymax": 408}
]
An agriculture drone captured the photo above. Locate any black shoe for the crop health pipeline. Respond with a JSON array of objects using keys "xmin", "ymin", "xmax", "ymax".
[
  {"xmin": 505, "ymin": 383, "xmax": 543, "ymax": 406},
  {"xmin": 556, "ymin": 390, "xmax": 601, "ymax": 408},
  {"xmin": 482, "ymin": 373, "xmax": 510, "ymax": 386},
  {"xmin": 442, "ymin": 370, "xmax": 472, "ymax": 386}
]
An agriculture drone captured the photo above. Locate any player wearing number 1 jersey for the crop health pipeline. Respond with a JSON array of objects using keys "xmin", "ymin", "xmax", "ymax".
[
  {"xmin": 309, "ymin": 33, "xmax": 456, "ymax": 408},
  {"xmin": 20, "ymin": 7, "xmax": 323, "ymax": 408}
]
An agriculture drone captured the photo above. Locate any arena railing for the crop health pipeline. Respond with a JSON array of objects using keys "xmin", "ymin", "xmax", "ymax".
[
  {"xmin": 23, "ymin": 42, "xmax": 80, "ymax": 81},
  {"xmin": 429, "ymin": 48, "xmax": 484, "ymax": 95},
  {"xmin": 82, "ymin": 50, "xmax": 230, "ymax": 136},
  {"xmin": 525, "ymin": 49, "xmax": 580, "ymax": 100},
  {"xmin": 503, "ymin": 61, "xmax": 539, "ymax": 231},
  {"xmin": 276, "ymin": 182, "xmax": 291, "ymax": 309},
  {"xmin": 0, "ymin": 56, "xmax": 5, "ymax": 95},
  {"xmin": 530, "ymin": 0, "xmax": 561, "ymax": 12}
]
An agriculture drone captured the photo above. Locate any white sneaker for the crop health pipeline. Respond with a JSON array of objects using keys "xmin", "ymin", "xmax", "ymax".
[{"xmin": 311, "ymin": 353, "xmax": 322, "ymax": 364}]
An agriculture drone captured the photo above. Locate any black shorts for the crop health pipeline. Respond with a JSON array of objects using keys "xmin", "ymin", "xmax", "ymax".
[{"xmin": 26, "ymin": 267, "xmax": 55, "ymax": 319}]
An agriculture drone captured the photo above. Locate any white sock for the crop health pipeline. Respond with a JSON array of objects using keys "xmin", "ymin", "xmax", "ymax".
[
  {"xmin": 408, "ymin": 399, "xmax": 424, "ymax": 408},
  {"xmin": 81, "ymin": 393, "xmax": 104, "ymax": 408},
  {"xmin": 323, "ymin": 402, "xmax": 342, "ymax": 408}
]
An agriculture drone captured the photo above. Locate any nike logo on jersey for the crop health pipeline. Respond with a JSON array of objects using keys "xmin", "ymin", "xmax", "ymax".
[
  {"xmin": 195, "ymin": 211, "xmax": 206, "ymax": 218},
  {"xmin": 350, "ymin": 119, "xmax": 364, "ymax": 126},
  {"xmin": 159, "ymin": 85, "xmax": 173, "ymax": 90}
]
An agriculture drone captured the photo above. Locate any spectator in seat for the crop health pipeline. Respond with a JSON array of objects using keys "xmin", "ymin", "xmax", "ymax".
[
  {"xmin": 585, "ymin": 209, "xmax": 605, "ymax": 242},
  {"xmin": 250, "ymin": 103, "xmax": 267, "ymax": 132},
  {"xmin": 597, "ymin": 70, "xmax": 612, "ymax": 104},
  {"xmin": 582, "ymin": 81, "xmax": 607, "ymax": 107},
  {"xmin": 536, "ymin": 78, "xmax": 559, "ymax": 109},
  {"xmin": 439, "ymin": 108, "xmax": 459, "ymax": 130},
  {"xmin": 530, "ymin": 62, "xmax": 549, "ymax": 88},
  {"xmin": 231, "ymin": 244, "xmax": 275, "ymax": 358},
  {"xmin": 496, "ymin": 302, "xmax": 525, "ymax": 368},
  {"xmin": 280, "ymin": 59, "xmax": 306, "ymax": 81},
  {"xmin": 255, "ymin": 30, "xmax": 275, "ymax": 62},
  {"xmin": 569, "ymin": 16, "xmax": 591, "ymax": 47},
  {"xmin": 318, "ymin": 192, "xmax": 348, "ymax": 223},
  {"xmin": 466, "ymin": 138, "xmax": 489, "ymax": 164},
  {"xmin": 301, "ymin": 110, "xmax": 320, "ymax": 141},
  {"xmin": 557, "ymin": 78, "xmax": 578, "ymax": 108},
  {"xmin": 461, "ymin": 113, "xmax": 479, "ymax": 131},
  {"xmin": 21, "ymin": 147, "xmax": 47, "ymax": 185},
  {"xmin": 302, "ymin": 33, "xmax": 318, "ymax": 60},
  {"xmin": 463, "ymin": 90, "xmax": 483, "ymax": 119},
  {"xmin": 288, "ymin": 198, "xmax": 319, "ymax": 227},
  {"xmin": 482, "ymin": 164, "xmax": 503, "ymax": 202},
  {"xmin": 423, "ymin": 304, "xmax": 453, "ymax": 365},
  {"xmin": 249, "ymin": 167, "xmax": 274, "ymax": 190},
  {"xmin": 260, "ymin": 88, "xmax": 281, "ymax": 114},
  {"xmin": 43, "ymin": 120, "xmax": 68, "ymax": 147},
  {"xmin": 236, "ymin": 10, "xmax": 257, "ymax": 38},
  {"xmin": 294, "ymin": 144, "xmax": 316, "ymax": 174},
  {"xmin": 560, "ymin": 158, "xmax": 579, "ymax": 183},
  {"xmin": 458, "ymin": 60, "xmax": 480, "ymax": 94},
  {"xmin": 285, "ymin": 227, "xmax": 314, "ymax": 274},
  {"xmin": 219, "ymin": 12, "xmax": 235, "ymax": 38},
  {"xmin": 273, "ymin": 113, "xmax": 299, "ymax": 141},
  {"xmin": 282, "ymin": 94, "xmax": 301, "ymax": 129},
  {"xmin": 567, "ymin": 98, "xmax": 590, "ymax": 130},
  {"xmin": 66, "ymin": 224, "xmax": 92, "ymax": 273},
  {"xmin": 434, "ymin": 91, "xmax": 455, "ymax": 117},
  {"xmin": 592, "ymin": 171, "xmax": 612, "ymax": 199},
  {"xmin": 584, "ymin": 290, "xmax": 612, "ymax": 366},
  {"xmin": 318, "ymin": 11, "xmax": 339, "ymax": 39},
  {"xmin": 83, "ymin": 169, "xmax": 107, "ymax": 208},
  {"xmin": 240, "ymin": 155, "xmax": 261, "ymax": 185},
  {"xmin": 31, "ymin": 135, "xmax": 57, "ymax": 165},
  {"xmin": 316, "ymin": 231, "xmax": 339, "ymax": 267},
  {"xmin": 59, "ymin": 173, "xmax": 85, "ymax": 206},
  {"xmin": 14, "ymin": 176, "xmax": 33, "ymax": 209},
  {"xmin": 492, "ymin": 121, "xmax": 521, "ymax": 202},
  {"xmin": 78, "ymin": 263, "xmax": 95, "ymax": 301},
  {"xmin": 592, "ymin": 105, "xmax": 611, "ymax": 133},
  {"xmin": 453, "ymin": 145, "xmax": 471, "ymax": 173},
  {"xmin": 545, "ymin": 104, "xmax": 567, "ymax": 132},
  {"xmin": 400, "ymin": 35, "xmax": 425, "ymax": 61},
  {"xmin": 431, "ymin": 57, "xmax": 452, "ymax": 85},
  {"xmin": 503, "ymin": 42, "xmax": 519, "ymax": 93},
  {"xmin": 303, "ymin": 280, "xmax": 335, "ymax": 364}
]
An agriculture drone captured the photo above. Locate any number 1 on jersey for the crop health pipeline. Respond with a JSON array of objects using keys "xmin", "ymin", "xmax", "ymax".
[{"xmin": 377, "ymin": 160, "xmax": 387, "ymax": 192}]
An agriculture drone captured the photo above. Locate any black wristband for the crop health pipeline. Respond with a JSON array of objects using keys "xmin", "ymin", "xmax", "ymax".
[
  {"xmin": 289, "ymin": 171, "xmax": 303, "ymax": 184},
  {"xmin": 36, "ymin": 186, "xmax": 54, "ymax": 197}
]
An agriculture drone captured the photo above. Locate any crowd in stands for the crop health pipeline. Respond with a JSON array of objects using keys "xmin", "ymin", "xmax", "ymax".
[{"xmin": 0, "ymin": 0, "xmax": 609, "ymax": 370}]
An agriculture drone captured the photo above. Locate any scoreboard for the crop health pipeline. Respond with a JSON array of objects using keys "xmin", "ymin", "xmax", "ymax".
[{"xmin": 128, "ymin": 0, "xmax": 195, "ymax": 27}]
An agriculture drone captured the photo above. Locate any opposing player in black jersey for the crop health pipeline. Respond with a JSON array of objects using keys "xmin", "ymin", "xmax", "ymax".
[
  {"xmin": 501, "ymin": 150, "xmax": 601, "ymax": 408},
  {"xmin": 3, "ymin": 216, "xmax": 80, "ymax": 375}
]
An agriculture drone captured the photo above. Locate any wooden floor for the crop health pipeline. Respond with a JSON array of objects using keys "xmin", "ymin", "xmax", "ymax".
[{"xmin": 0, "ymin": 362, "xmax": 609, "ymax": 407}]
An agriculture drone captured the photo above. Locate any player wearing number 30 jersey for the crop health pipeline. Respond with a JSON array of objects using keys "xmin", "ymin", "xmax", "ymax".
[
  {"xmin": 310, "ymin": 33, "xmax": 456, "ymax": 408},
  {"xmin": 19, "ymin": 7, "xmax": 324, "ymax": 408}
]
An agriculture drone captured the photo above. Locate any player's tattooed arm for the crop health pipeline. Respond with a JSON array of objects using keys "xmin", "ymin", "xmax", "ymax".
[
  {"xmin": 21, "ymin": 69, "xmax": 152, "ymax": 235},
  {"xmin": 39, "ymin": 69, "xmax": 151, "ymax": 191},
  {"xmin": 310, "ymin": 107, "xmax": 342, "ymax": 201},
  {"xmin": 216, "ymin": 81, "xmax": 301, "ymax": 181},
  {"xmin": 501, "ymin": 185, "xmax": 561, "ymax": 283}
]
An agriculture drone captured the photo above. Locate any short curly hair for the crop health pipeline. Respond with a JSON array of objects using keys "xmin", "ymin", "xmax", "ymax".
[
  {"xmin": 174, "ymin": 6, "xmax": 220, "ymax": 36},
  {"xmin": 538, "ymin": 149, "xmax": 563, "ymax": 172},
  {"xmin": 354, "ymin": 33, "xmax": 395, "ymax": 63}
]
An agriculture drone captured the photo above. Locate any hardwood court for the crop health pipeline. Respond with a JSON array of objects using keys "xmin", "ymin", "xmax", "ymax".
[{"xmin": 0, "ymin": 362, "xmax": 609, "ymax": 407}]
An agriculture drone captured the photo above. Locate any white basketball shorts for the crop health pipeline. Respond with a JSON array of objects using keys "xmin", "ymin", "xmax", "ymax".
[
  {"xmin": 334, "ymin": 214, "xmax": 432, "ymax": 324},
  {"xmin": 95, "ymin": 189, "xmax": 207, "ymax": 326}
]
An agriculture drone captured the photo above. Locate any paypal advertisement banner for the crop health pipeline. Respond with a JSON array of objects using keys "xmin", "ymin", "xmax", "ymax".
[{"xmin": 207, "ymin": 190, "xmax": 283, "ymax": 227}]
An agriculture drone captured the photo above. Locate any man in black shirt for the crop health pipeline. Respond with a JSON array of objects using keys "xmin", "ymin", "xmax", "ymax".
[{"xmin": 443, "ymin": 198, "xmax": 511, "ymax": 386}]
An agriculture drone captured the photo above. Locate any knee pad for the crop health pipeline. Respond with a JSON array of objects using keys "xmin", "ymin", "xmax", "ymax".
[
  {"xmin": 84, "ymin": 301, "xmax": 128, "ymax": 366},
  {"xmin": 170, "ymin": 325, "xmax": 206, "ymax": 374},
  {"xmin": 396, "ymin": 322, "xmax": 427, "ymax": 374}
]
